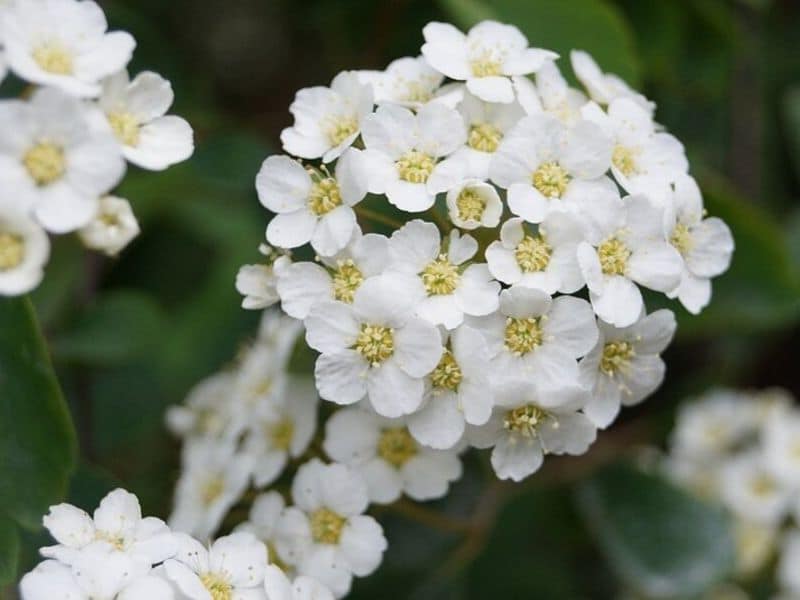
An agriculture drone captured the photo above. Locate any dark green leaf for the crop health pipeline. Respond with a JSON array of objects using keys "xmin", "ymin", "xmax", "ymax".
[
  {"xmin": 0, "ymin": 514, "xmax": 20, "ymax": 585},
  {"xmin": 783, "ymin": 85, "xmax": 800, "ymax": 177}
]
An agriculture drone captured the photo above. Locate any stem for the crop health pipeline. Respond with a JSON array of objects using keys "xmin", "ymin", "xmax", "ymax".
[
  {"xmin": 354, "ymin": 206, "xmax": 404, "ymax": 229},
  {"xmin": 380, "ymin": 498, "xmax": 472, "ymax": 534}
]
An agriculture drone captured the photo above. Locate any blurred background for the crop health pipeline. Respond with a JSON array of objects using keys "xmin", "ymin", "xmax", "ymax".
[{"xmin": 8, "ymin": 0, "xmax": 800, "ymax": 598}]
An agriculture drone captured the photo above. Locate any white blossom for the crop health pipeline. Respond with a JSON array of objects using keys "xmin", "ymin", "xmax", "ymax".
[
  {"xmin": 0, "ymin": 202, "xmax": 49, "ymax": 296},
  {"xmin": 79, "ymin": 195, "xmax": 140, "ymax": 256}
]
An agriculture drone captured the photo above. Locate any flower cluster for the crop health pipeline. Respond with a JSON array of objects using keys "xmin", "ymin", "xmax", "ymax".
[
  {"xmin": 664, "ymin": 388, "xmax": 800, "ymax": 596},
  {"xmin": 19, "ymin": 487, "xmax": 334, "ymax": 600},
  {"xmin": 0, "ymin": 0, "xmax": 193, "ymax": 296}
]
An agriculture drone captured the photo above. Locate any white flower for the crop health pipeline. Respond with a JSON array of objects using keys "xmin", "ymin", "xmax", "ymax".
[
  {"xmin": 235, "ymin": 492, "xmax": 289, "ymax": 570},
  {"xmin": 778, "ymin": 529, "xmax": 800, "ymax": 597},
  {"xmin": 275, "ymin": 460, "xmax": 387, "ymax": 598},
  {"xmin": 78, "ymin": 195, "xmax": 140, "ymax": 256},
  {"xmin": 445, "ymin": 179, "xmax": 502, "ymax": 230},
  {"xmin": 408, "ymin": 325, "xmax": 493, "ymax": 449},
  {"xmin": 242, "ymin": 375, "xmax": 318, "ymax": 488},
  {"xmin": 166, "ymin": 370, "xmax": 238, "ymax": 440},
  {"xmin": 258, "ymin": 149, "xmax": 368, "ymax": 256},
  {"xmin": 0, "ymin": 203, "xmax": 49, "ymax": 296},
  {"xmin": 733, "ymin": 518, "xmax": 777, "ymax": 577},
  {"xmin": 41, "ymin": 488, "xmax": 176, "ymax": 568},
  {"xmin": 255, "ymin": 307, "xmax": 305, "ymax": 365},
  {"xmin": 305, "ymin": 274, "xmax": 442, "ymax": 417},
  {"xmin": 719, "ymin": 452, "xmax": 791, "ymax": 525},
  {"xmin": 576, "ymin": 194, "xmax": 683, "ymax": 327},
  {"xmin": 471, "ymin": 286, "xmax": 598, "ymax": 397},
  {"xmin": 236, "ymin": 248, "xmax": 290, "ymax": 310},
  {"xmin": 526, "ymin": 61, "xmax": 588, "ymax": 125},
  {"xmin": 570, "ymin": 50, "xmax": 654, "ymax": 114},
  {"xmin": 164, "ymin": 532, "xmax": 267, "ymax": 600},
  {"xmin": 169, "ymin": 439, "xmax": 254, "ymax": 540},
  {"xmin": 0, "ymin": 87, "xmax": 125, "ymax": 233},
  {"xmin": 323, "ymin": 407, "xmax": 462, "ymax": 504},
  {"xmin": 387, "ymin": 221, "xmax": 499, "ymax": 328},
  {"xmin": 489, "ymin": 113, "xmax": 613, "ymax": 224},
  {"xmin": 579, "ymin": 309, "xmax": 676, "ymax": 428},
  {"xmin": 264, "ymin": 564, "xmax": 333, "ymax": 600},
  {"xmin": 358, "ymin": 56, "xmax": 456, "ymax": 110},
  {"xmin": 276, "ymin": 228, "xmax": 388, "ymax": 319},
  {"xmin": 485, "ymin": 213, "xmax": 584, "ymax": 295},
  {"xmin": 664, "ymin": 174, "xmax": 734, "ymax": 314},
  {"xmin": 233, "ymin": 335, "xmax": 292, "ymax": 414},
  {"xmin": 763, "ymin": 411, "xmax": 800, "ymax": 489},
  {"xmin": 469, "ymin": 381, "xmax": 596, "ymax": 481},
  {"xmin": 421, "ymin": 21, "xmax": 557, "ymax": 103},
  {"xmin": 281, "ymin": 71, "xmax": 373, "ymax": 163},
  {"xmin": 361, "ymin": 103, "xmax": 466, "ymax": 212},
  {"xmin": 2, "ymin": 0, "xmax": 135, "ymax": 97},
  {"xmin": 94, "ymin": 70, "xmax": 193, "ymax": 170}
]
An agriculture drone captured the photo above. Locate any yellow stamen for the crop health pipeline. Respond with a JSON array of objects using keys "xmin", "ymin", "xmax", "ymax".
[
  {"xmin": 468, "ymin": 122, "xmax": 502, "ymax": 153},
  {"xmin": 310, "ymin": 507, "xmax": 346, "ymax": 544},
  {"xmin": 23, "ymin": 142, "xmax": 65, "ymax": 186},
  {"xmin": 532, "ymin": 162, "xmax": 570, "ymax": 198},
  {"xmin": 504, "ymin": 317, "xmax": 543, "ymax": 355},
  {"xmin": 515, "ymin": 235, "xmax": 551, "ymax": 272},
  {"xmin": 377, "ymin": 427, "xmax": 418, "ymax": 468},
  {"xmin": 421, "ymin": 254, "xmax": 460, "ymax": 295},
  {"xmin": 354, "ymin": 324, "xmax": 394, "ymax": 366},
  {"xmin": 0, "ymin": 233, "xmax": 24, "ymax": 270}
]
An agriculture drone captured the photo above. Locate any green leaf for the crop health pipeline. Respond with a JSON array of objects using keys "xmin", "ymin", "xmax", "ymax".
[
  {"xmin": 438, "ymin": 0, "xmax": 640, "ymax": 85},
  {"xmin": 0, "ymin": 514, "xmax": 20, "ymax": 585},
  {"xmin": 576, "ymin": 462, "xmax": 735, "ymax": 599},
  {"xmin": 0, "ymin": 297, "xmax": 76, "ymax": 530}
]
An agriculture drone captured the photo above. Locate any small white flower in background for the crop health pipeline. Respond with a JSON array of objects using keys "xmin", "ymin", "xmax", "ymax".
[
  {"xmin": 570, "ymin": 50, "xmax": 654, "ymax": 114},
  {"xmin": 1, "ymin": 0, "xmax": 135, "ymax": 98},
  {"xmin": 94, "ymin": 70, "xmax": 194, "ymax": 170},
  {"xmin": 164, "ymin": 532, "xmax": 266, "ymax": 600},
  {"xmin": 763, "ymin": 411, "xmax": 800, "ymax": 489},
  {"xmin": 276, "ymin": 228, "xmax": 389, "ymax": 319},
  {"xmin": 255, "ymin": 306, "xmax": 305, "ymax": 364},
  {"xmin": 445, "ymin": 179, "xmax": 503, "ymax": 230},
  {"xmin": 358, "ymin": 56, "xmax": 454, "ymax": 110},
  {"xmin": 719, "ymin": 451, "xmax": 792, "ymax": 526},
  {"xmin": 235, "ymin": 492, "xmax": 289, "ymax": 570},
  {"xmin": 233, "ymin": 337, "xmax": 290, "ymax": 412},
  {"xmin": 275, "ymin": 459, "xmax": 387, "ymax": 598},
  {"xmin": 0, "ymin": 203, "xmax": 49, "ymax": 296},
  {"xmin": 469, "ymin": 381, "xmax": 595, "ymax": 482},
  {"xmin": 257, "ymin": 149, "xmax": 368, "ymax": 257},
  {"xmin": 281, "ymin": 71, "xmax": 373, "ymax": 164},
  {"xmin": 576, "ymin": 193, "xmax": 683, "ymax": 328},
  {"xmin": 485, "ymin": 213, "xmax": 584, "ymax": 295},
  {"xmin": 361, "ymin": 102, "xmax": 466, "ymax": 212},
  {"xmin": 527, "ymin": 61, "xmax": 588, "ymax": 125},
  {"xmin": 323, "ymin": 407, "xmax": 463, "ymax": 504},
  {"xmin": 387, "ymin": 221, "xmax": 499, "ymax": 329},
  {"xmin": 264, "ymin": 564, "xmax": 334, "ymax": 600},
  {"xmin": 236, "ymin": 246, "xmax": 290, "ymax": 310},
  {"xmin": 78, "ymin": 195, "xmax": 140, "ymax": 256},
  {"xmin": 778, "ymin": 529, "xmax": 800, "ymax": 598},
  {"xmin": 489, "ymin": 113, "xmax": 612, "ymax": 224},
  {"xmin": 305, "ymin": 274, "xmax": 442, "ymax": 417},
  {"xmin": 733, "ymin": 518, "xmax": 777, "ymax": 577},
  {"xmin": 0, "ymin": 87, "xmax": 125, "ymax": 233},
  {"xmin": 166, "ymin": 370, "xmax": 238, "ymax": 440},
  {"xmin": 664, "ymin": 174, "xmax": 734, "ymax": 314},
  {"xmin": 579, "ymin": 309, "xmax": 676, "ymax": 428},
  {"xmin": 421, "ymin": 21, "xmax": 557, "ymax": 103}
]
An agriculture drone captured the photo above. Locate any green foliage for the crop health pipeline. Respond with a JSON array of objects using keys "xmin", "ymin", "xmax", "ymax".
[{"xmin": 0, "ymin": 515, "xmax": 20, "ymax": 585}]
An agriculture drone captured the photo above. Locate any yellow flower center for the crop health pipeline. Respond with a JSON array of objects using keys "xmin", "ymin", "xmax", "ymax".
[
  {"xmin": 504, "ymin": 317, "xmax": 543, "ymax": 356},
  {"xmin": 331, "ymin": 259, "xmax": 363, "ymax": 303},
  {"xmin": 598, "ymin": 237, "xmax": 630, "ymax": 276},
  {"xmin": 749, "ymin": 474, "xmax": 776, "ymax": 497},
  {"xmin": 268, "ymin": 418, "xmax": 294, "ymax": 451},
  {"xmin": 310, "ymin": 507, "xmax": 346, "ymax": 545},
  {"xmin": 455, "ymin": 188, "xmax": 486, "ymax": 222},
  {"xmin": 600, "ymin": 341, "xmax": 635, "ymax": 376},
  {"xmin": 470, "ymin": 54, "xmax": 503, "ymax": 77},
  {"xmin": 94, "ymin": 530, "xmax": 127, "ymax": 551},
  {"xmin": 402, "ymin": 82, "xmax": 433, "ymax": 104},
  {"xmin": 200, "ymin": 573, "xmax": 233, "ymax": 600},
  {"xmin": 532, "ymin": 161, "xmax": 570, "ymax": 198},
  {"xmin": 32, "ymin": 41, "xmax": 73, "ymax": 75},
  {"xmin": 326, "ymin": 116, "xmax": 358, "ymax": 147},
  {"xmin": 377, "ymin": 427, "xmax": 418, "ymax": 468},
  {"xmin": 308, "ymin": 177, "xmax": 342, "ymax": 216},
  {"xmin": 107, "ymin": 111, "xmax": 140, "ymax": 147},
  {"xmin": 612, "ymin": 145, "xmax": 638, "ymax": 177},
  {"xmin": 396, "ymin": 150, "xmax": 435, "ymax": 183},
  {"xmin": 468, "ymin": 122, "xmax": 503, "ymax": 153},
  {"xmin": 421, "ymin": 254, "xmax": 460, "ymax": 295},
  {"xmin": 515, "ymin": 235, "xmax": 552, "ymax": 272},
  {"xmin": 430, "ymin": 350, "xmax": 463, "ymax": 391},
  {"xmin": 670, "ymin": 223, "xmax": 693, "ymax": 257},
  {"xmin": 200, "ymin": 475, "xmax": 225, "ymax": 507},
  {"xmin": 0, "ymin": 233, "xmax": 24, "ymax": 271},
  {"xmin": 354, "ymin": 324, "xmax": 394, "ymax": 366},
  {"xmin": 23, "ymin": 142, "xmax": 65, "ymax": 186},
  {"xmin": 504, "ymin": 404, "xmax": 550, "ymax": 438}
]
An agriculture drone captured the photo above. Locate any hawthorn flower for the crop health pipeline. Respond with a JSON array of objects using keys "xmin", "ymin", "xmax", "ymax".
[
  {"xmin": 421, "ymin": 21, "xmax": 557, "ymax": 103},
  {"xmin": 387, "ymin": 221, "xmax": 499, "ymax": 328},
  {"xmin": 166, "ymin": 370, "xmax": 238, "ymax": 440},
  {"xmin": 485, "ymin": 213, "xmax": 584, "ymax": 295},
  {"xmin": 1, "ymin": 0, "xmax": 135, "ymax": 97},
  {"xmin": 304, "ymin": 274, "xmax": 442, "ymax": 417},
  {"xmin": 164, "ymin": 532, "xmax": 267, "ymax": 600},
  {"xmin": 570, "ymin": 50, "xmax": 654, "ymax": 114},
  {"xmin": 469, "ymin": 381, "xmax": 595, "ymax": 481},
  {"xmin": 281, "ymin": 71, "xmax": 373, "ymax": 163},
  {"xmin": 0, "ymin": 87, "xmax": 125, "ymax": 233},
  {"xmin": 323, "ymin": 408, "xmax": 463, "ymax": 504},
  {"xmin": 358, "ymin": 56, "xmax": 456, "ymax": 110},
  {"xmin": 258, "ymin": 149, "xmax": 368, "ymax": 256},
  {"xmin": 489, "ymin": 113, "xmax": 612, "ymax": 224},
  {"xmin": 263, "ymin": 564, "xmax": 334, "ymax": 600},
  {"xmin": 235, "ymin": 492, "xmax": 289, "ymax": 571},
  {"xmin": 719, "ymin": 452, "xmax": 791, "ymax": 526},
  {"xmin": 275, "ymin": 460, "xmax": 387, "ymax": 598},
  {"xmin": 763, "ymin": 412, "xmax": 800, "ymax": 488},
  {"xmin": 276, "ymin": 228, "xmax": 389, "ymax": 319},
  {"xmin": 78, "ymin": 195, "xmax": 140, "ymax": 256},
  {"xmin": 361, "ymin": 103, "xmax": 466, "ymax": 212},
  {"xmin": 579, "ymin": 309, "xmax": 676, "ymax": 428},
  {"xmin": 528, "ymin": 61, "xmax": 588, "ymax": 125},
  {"xmin": 408, "ymin": 325, "xmax": 493, "ymax": 449},
  {"xmin": 576, "ymin": 194, "xmax": 683, "ymax": 328},
  {"xmin": 471, "ymin": 286, "xmax": 598, "ymax": 397},
  {"xmin": 445, "ymin": 178, "xmax": 504, "ymax": 230},
  {"xmin": 664, "ymin": 174, "xmax": 734, "ymax": 314},
  {"xmin": 0, "ymin": 204, "xmax": 49, "ymax": 296},
  {"xmin": 94, "ymin": 70, "xmax": 194, "ymax": 170},
  {"xmin": 236, "ymin": 247, "xmax": 290, "ymax": 310}
]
